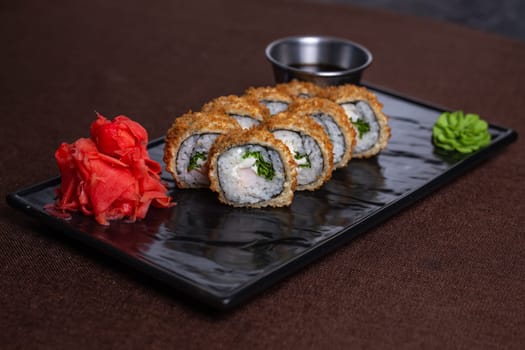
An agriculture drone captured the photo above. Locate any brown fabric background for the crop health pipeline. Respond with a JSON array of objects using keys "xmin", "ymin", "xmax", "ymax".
[{"xmin": 1, "ymin": 0, "xmax": 524, "ymax": 348}]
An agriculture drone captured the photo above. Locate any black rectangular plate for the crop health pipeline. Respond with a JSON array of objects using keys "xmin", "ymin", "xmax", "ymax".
[{"xmin": 6, "ymin": 85, "xmax": 518, "ymax": 310}]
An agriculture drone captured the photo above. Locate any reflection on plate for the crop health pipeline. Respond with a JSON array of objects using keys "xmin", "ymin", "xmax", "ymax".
[{"xmin": 7, "ymin": 86, "xmax": 517, "ymax": 310}]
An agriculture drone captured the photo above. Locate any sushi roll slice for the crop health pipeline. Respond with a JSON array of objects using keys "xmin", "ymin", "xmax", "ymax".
[
  {"xmin": 164, "ymin": 111, "xmax": 241, "ymax": 189},
  {"xmin": 289, "ymin": 97, "xmax": 356, "ymax": 169},
  {"xmin": 276, "ymin": 80, "xmax": 322, "ymax": 99},
  {"xmin": 201, "ymin": 95, "xmax": 270, "ymax": 129},
  {"xmin": 244, "ymin": 86, "xmax": 294, "ymax": 116},
  {"xmin": 264, "ymin": 112, "xmax": 333, "ymax": 191},
  {"xmin": 208, "ymin": 127, "xmax": 297, "ymax": 208},
  {"xmin": 323, "ymin": 84, "xmax": 391, "ymax": 158}
]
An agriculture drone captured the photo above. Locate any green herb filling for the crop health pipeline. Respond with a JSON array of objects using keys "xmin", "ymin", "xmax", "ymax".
[
  {"xmin": 352, "ymin": 119, "xmax": 371, "ymax": 139},
  {"xmin": 294, "ymin": 152, "xmax": 312, "ymax": 168},
  {"xmin": 242, "ymin": 150, "xmax": 275, "ymax": 180},
  {"xmin": 187, "ymin": 151, "xmax": 207, "ymax": 171}
]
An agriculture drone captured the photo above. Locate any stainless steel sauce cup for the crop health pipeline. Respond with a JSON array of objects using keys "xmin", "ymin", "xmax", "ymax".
[{"xmin": 265, "ymin": 36, "xmax": 373, "ymax": 86}]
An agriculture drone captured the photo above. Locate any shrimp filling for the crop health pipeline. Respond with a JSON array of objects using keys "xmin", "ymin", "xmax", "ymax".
[{"xmin": 217, "ymin": 145, "xmax": 285, "ymax": 204}]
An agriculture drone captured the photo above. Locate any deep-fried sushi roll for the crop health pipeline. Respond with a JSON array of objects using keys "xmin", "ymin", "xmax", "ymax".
[
  {"xmin": 208, "ymin": 127, "xmax": 297, "ymax": 208},
  {"xmin": 323, "ymin": 84, "xmax": 391, "ymax": 158},
  {"xmin": 201, "ymin": 95, "xmax": 270, "ymax": 129},
  {"xmin": 164, "ymin": 111, "xmax": 241, "ymax": 189},
  {"xmin": 264, "ymin": 112, "xmax": 333, "ymax": 191},
  {"xmin": 289, "ymin": 97, "xmax": 356, "ymax": 169},
  {"xmin": 244, "ymin": 86, "xmax": 294, "ymax": 115},
  {"xmin": 276, "ymin": 80, "xmax": 322, "ymax": 99}
]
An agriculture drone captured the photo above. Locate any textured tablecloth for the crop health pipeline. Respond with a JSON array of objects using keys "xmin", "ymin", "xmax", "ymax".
[{"xmin": 2, "ymin": 0, "xmax": 524, "ymax": 348}]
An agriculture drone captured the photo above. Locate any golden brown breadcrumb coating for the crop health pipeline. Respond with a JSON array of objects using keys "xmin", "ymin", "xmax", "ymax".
[
  {"xmin": 264, "ymin": 111, "xmax": 333, "ymax": 191},
  {"xmin": 245, "ymin": 86, "xmax": 294, "ymax": 103},
  {"xmin": 201, "ymin": 95, "xmax": 270, "ymax": 125},
  {"xmin": 288, "ymin": 97, "xmax": 356, "ymax": 169},
  {"xmin": 322, "ymin": 84, "xmax": 391, "ymax": 158},
  {"xmin": 244, "ymin": 86, "xmax": 294, "ymax": 115},
  {"xmin": 208, "ymin": 127, "xmax": 297, "ymax": 208},
  {"xmin": 276, "ymin": 80, "xmax": 322, "ymax": 99},
  {"xmin": 163, "ymin": 81, "xmax": 391, "ymax": 207},
  {"xmin": 164, "ymin": 111, "xmax": 241, "ymax": 188}
]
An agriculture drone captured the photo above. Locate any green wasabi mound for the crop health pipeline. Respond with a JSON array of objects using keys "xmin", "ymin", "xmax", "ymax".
[{"xmin": 432, "ymin": 111, "xmax": 491, "ymax": 153}]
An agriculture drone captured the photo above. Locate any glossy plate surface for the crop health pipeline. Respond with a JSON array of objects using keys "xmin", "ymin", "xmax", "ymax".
[{"xmin": 7, "ymin": 86, "xmax": 517, "ymax": 310}]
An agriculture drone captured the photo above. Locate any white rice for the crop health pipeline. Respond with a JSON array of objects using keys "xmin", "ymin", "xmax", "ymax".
[
  {"xmin": 272, "ymin": 130, "xmax": 323, "ymax": 186},
  {"xmin": 176, "ymin": 133, "xmax": 219, "ymax": 187},
  {"xmin": 229, "ymin": 114, "xmax": 260, "ymax": 129},
  {"xmin": 217, "ymin": 145, "xmax": 285, "ymax": 204},
  {"xmin": 311, "ymin": 113, "xmax": 345, "ymax": 164},
  {"xmin": 340, "ymin": 101, "xmax": 379, "ymax": 154},
  {"xmin": 260, "ymin": 100, "xmax": 288, "ymax": 115}
]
